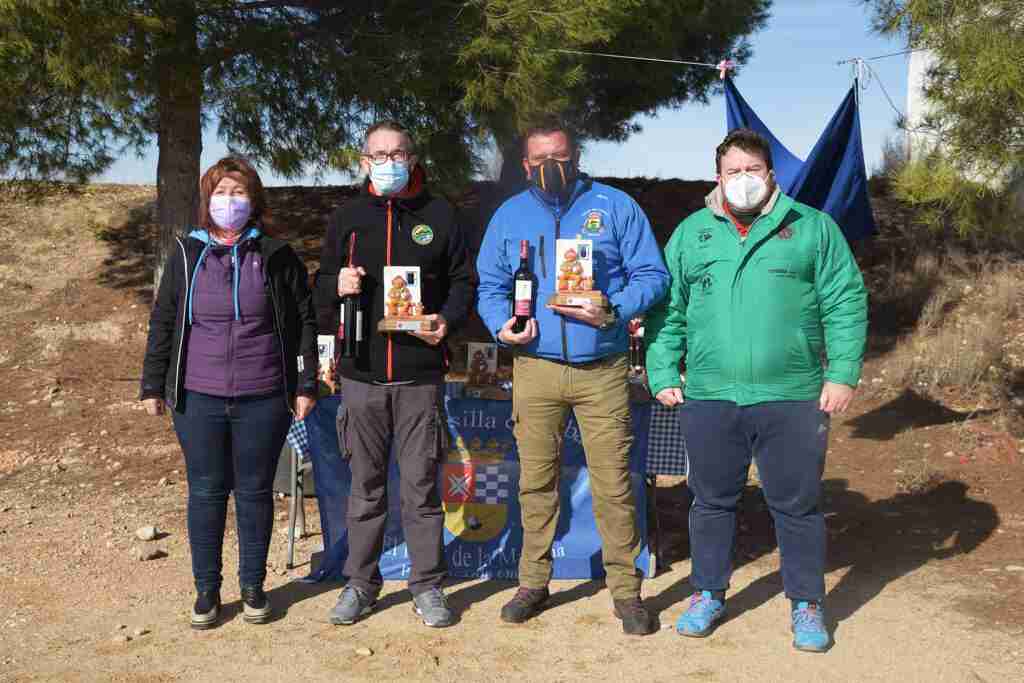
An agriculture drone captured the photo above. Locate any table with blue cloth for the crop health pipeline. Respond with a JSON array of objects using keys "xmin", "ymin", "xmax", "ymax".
[{"xmin": 290, "ymin": 384, "xmax": 686, "ymax": 583}]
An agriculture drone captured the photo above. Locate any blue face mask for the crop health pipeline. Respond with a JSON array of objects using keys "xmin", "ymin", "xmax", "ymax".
[{"xmin": 369, "ymin": 160, "xmax": 410, "ymax": 196}]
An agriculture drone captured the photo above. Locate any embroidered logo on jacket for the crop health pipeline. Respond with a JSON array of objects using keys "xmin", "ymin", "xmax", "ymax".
[
  {"xmin": 700, "ymin": 273, "xmax": 714, "ymax": 293},
  {"xmin": 411, "ymin": 224, "xmax": 434, "ymax": 245},
  {"xmin": 581, "ymin": 210, "xmax": 605, "ymax": 236}
]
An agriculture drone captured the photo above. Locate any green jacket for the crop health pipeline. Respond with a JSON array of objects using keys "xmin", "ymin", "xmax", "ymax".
[{"xmin": 645, "ymin": 186, "xmax": 867, "ymax": 405}]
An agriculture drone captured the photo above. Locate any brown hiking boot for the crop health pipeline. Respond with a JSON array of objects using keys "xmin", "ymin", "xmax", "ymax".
[
  {"xmin": 500, "ymin": 586, "xmax": 550, "ymax": 623},
  {"xmin": 613, "ymin": 597, "xmax": 657, "ymax": 635}
]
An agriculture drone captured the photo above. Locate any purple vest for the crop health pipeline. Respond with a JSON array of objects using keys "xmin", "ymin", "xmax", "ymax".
[{"xmin": 184, "ymin": 241, "xmax": 284, "ymax": 397}]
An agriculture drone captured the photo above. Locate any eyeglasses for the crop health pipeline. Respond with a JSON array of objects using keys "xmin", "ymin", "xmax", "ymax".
[{"xmin": 361, "ymin": 150, "xmax": 411, "ymax": 165}]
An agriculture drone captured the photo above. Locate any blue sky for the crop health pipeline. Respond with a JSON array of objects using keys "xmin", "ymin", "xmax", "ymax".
[{"xmin": 98, "ymin": 0, "xmax": 909, "ymax": 186}]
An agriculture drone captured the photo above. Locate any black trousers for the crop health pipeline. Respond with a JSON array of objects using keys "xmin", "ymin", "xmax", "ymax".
[{"xmin": 337, "ymin": 378, "xmax": 447, "ymax": 596}]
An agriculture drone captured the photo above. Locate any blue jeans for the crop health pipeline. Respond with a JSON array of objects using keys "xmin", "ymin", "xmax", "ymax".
[
  {"xmin": 172, "ymin": 390, "xmax": 292, "ymax": 592},
  {"xmin": 679, "ymin": 400, "xmax": 829, "ymax": 602}
]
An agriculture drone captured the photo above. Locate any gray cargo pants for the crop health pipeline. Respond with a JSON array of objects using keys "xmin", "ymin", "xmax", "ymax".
[{"xmin": 336, "ymin": 377, "xmax": 448, "ymax": 597}]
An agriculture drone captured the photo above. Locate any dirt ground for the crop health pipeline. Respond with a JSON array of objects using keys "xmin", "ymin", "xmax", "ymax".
[{"xmin": 1, "ymin": 184, "xmax": 1023, "ymax": 682}]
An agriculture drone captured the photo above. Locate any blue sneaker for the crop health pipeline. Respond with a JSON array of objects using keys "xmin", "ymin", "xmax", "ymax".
[
  {"xmin": 791, "ymin": 601, "xmax": 830, "ymax": 652},
  {"xmin": 676, "ymin": 591, "xmax": 725, "ymax": 637}
]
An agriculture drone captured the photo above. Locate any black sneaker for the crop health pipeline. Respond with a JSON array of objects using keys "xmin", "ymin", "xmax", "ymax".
[
  {"xmin": 613, "ymin": 597, "xmax": 657, "ymax": 636},
  {"xmin": 500, "ymin": 587, "xmax": 550, "ymax": 624},
  {"xmin": 241, "ymin": 585, "xmax": 271, "ymax": 624},
  {"xmin": 191, "ymin": 590, "xmax": 221, "ymax": 630}
]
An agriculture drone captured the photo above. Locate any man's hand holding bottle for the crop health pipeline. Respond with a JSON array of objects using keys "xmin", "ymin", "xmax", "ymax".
[
  {"xmin": 337, "ymin": 267, "xmax": 366, "ymax": 296},
  {"xmin": 497, "ymin": 317, "xmax": 537, "ymax": 345}
]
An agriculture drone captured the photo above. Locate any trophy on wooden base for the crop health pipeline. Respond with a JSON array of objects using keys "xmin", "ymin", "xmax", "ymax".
[
  {"xmin": 463, "ymin": 342, "xmax": 511, "ymax": 400},
  {"xmin": 546, "ymin": 239, "xmax": 609, "ymax": 308},
  {"xmin": 377, "ymin": 266, "xmax": 439, "ymax": 333},
  {"xmin": 316, "ymin": 334, "xmax": 337, "ymax": 396}
]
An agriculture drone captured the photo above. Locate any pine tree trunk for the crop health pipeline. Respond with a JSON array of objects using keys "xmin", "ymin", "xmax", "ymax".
[
  {"xmin": 153, "ymin": 6, "xmax": 202, "ymax": 297},
  {"xmin": 497, "ymin": 135, "xmax": 526, "ymax": 199}
]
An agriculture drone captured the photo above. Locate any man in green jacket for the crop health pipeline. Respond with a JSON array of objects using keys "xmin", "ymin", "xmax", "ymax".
[{"xmin": 645, "ymin": 129, "xmax": 867, "ymax": 653}]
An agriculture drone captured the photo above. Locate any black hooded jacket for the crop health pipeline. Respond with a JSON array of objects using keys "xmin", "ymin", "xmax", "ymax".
[
  {"xmin": 141, "ymin": 233, "xmax": 318, "ymax": 411},
  {"xmin": 316, "ymin": 168, "xmax": 475, "ymax": 384}
]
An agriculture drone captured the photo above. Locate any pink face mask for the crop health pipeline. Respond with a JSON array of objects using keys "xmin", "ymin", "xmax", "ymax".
[{"xmin": 209, "ymin": 195, "xmax": 251, "ymax": 232}]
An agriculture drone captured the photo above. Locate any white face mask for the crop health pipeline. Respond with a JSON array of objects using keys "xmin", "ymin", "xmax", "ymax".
[{"xmin": 724, "ymin": 172, "xmax": 769, "ymax": 212}]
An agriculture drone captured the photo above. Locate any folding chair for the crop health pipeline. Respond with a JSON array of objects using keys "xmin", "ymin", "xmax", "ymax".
[
  {"xmin": 644, "ymin": 402, "xmax": 689, "ymax": 577},
  {"xmin": 285, "ymin": 443, "xmax": 313, "ymax": 569},
  {"xmin": 278, "ymin": 418, "xmax": 315, "ymax": 570},
  {"xmin": 646, "ymin": 474, "xmax": 661, "ymax": 577}
]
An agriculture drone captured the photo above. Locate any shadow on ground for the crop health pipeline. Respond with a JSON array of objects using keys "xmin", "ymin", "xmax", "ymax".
[
  {"xmin": 96, "ymin": 201, "xmax": 159, "ymax": 302},
  {"xmin": 845, "ymin": 388, "xmax": 999, "ymax": 441},
  {"xmin": 649, "ymin": 477, "xmax": 998, "ymax": 633}
]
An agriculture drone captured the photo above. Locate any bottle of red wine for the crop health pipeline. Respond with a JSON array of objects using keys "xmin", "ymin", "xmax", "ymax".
[
  {"xmin": 338, "ymin": 233, "xmax": 362, "ymax": 358},
  {"xmin": 512, "ymin": 239, "xmax": 534, "ymax": 334},
  {"xmin": 628, "ymin": 318, "xmax": 645, "ymax": 370}
]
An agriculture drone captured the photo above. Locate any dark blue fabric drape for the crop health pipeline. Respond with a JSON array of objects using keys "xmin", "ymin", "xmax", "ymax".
[{"xmin": 724, "ymin": 78, "xmax": 877, "ymax": 241}]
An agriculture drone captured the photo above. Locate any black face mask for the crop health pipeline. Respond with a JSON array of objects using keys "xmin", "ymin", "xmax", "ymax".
[{"xmin": 528, "ymin": 158, "xmax": 578, "ymax": 198}]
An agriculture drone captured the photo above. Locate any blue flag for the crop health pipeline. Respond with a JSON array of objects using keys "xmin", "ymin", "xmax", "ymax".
[{"xmin": 725, "ymin": 78, "xmax": 877, "ymax": 241}]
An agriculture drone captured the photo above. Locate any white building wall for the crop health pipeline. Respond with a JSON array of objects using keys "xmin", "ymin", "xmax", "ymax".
[
  {"xmin": 905, "ymin": 48, "xmax": 939, "ymax": 160},
  {"xmin": 906, "ymin": 47, "xmax": 1021, "ymax": 195}
]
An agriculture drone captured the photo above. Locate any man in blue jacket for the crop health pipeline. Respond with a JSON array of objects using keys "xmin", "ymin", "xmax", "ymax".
[{"xmin": 476, "ymin": 121, "xmax": 669, "ymax": 635}]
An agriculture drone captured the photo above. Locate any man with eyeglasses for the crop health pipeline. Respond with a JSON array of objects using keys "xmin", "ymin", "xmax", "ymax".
[
  {"xmin": 476, "ymin": 119, "xmax": 669, "ymax": 635},
  {"xmin": 316, "ymin": 120, "xmax": 474, "ymax": 628}
]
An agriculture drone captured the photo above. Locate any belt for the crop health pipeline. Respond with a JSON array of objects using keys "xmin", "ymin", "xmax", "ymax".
[{"xmin": 517, "ymin": 352, "xmax": 626, "ymax": 369}]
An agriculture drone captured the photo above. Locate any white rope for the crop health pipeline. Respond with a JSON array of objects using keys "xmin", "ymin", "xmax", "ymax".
[
  {"xmin": 550, "ymin": 48, "xmax": 721, "ymax": 68},
  {"xmin": 552, "ymin": 45, "xmax": 918, "ymax": 119},
  {"xmin": 865, "ymin": 61, "xmax": 906, "ymax": 125},
  {"xmin": 836, "ymin": 47, "xmax": 924, "ymax": 65}
]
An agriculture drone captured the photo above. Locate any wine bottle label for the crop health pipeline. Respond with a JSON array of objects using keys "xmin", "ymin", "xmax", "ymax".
[
  {"xmin": 355, "ymin": 310, "xmax": 364, "ymax": 341},
  {"xmin": 514, "ymin": 280, "xmax": 533, "ymax": 315}
]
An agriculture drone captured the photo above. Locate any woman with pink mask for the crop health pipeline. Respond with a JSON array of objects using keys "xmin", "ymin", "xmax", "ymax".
[{"xmin": 140, "ymin": 157, "xmax": 317, "ymax": 629}]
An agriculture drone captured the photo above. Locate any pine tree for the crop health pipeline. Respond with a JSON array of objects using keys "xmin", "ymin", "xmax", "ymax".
[
  {"xmin": 865, "ymin": 1, "xmax": 1023, "ymax": 239},
  {"xmin": 867, "ymin": 0, "xmax": 1024, "ymax": 177},
  {"xmin": 1, "ymin": 0, "xmax": 770, "ymax": 292},
  {"xmin": 461, "ymin": 0, "xmax": 770, "ymax": 186}
]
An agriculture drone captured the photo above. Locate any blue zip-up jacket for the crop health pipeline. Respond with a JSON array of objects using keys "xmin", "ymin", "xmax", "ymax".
[{"xmin": 477, "ymin": 177, "xmax": 669, "ymax": 363}]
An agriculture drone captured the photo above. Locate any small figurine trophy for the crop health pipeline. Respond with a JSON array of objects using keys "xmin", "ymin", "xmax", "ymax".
[
  {"xmin": 547, "ymin": 239, "xmax": 608, "ymax": 308},
  {"xmin": 377, "ymin": 266, "xmax": 439, "ymax": 332},
  {"xmin": 464, "ymin": 342, "xmax": 511, "ymax": 400},
  {"xmin": 316, "ymin": 334, "xmax": 337, "ymax": 395}
]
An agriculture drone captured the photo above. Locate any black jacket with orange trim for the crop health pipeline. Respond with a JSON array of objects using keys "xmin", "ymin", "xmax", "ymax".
[{"xmin": 315, "ymin": 169, "xmax": 475, "ymax": 385}]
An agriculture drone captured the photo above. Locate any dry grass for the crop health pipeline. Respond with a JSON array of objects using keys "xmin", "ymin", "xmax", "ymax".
[
  {"xmin": 916, "ymin": 284, "xmax": 952, "ymax": 333},
  {"xmin": 0, "ymin": 184, "xmax": 156, "ymax": 317},
  {"xmin": 890, "ymin": 250, "xmax": 941, "ymax": 300},
  {"xmin": 872, "ymin": 249, "xmax": 949, "ymax": 333},
  {"xmin": 895, "ymin": 453, "xmax": 945, "ymax": 494},
  {"xmin": 924, "ymin": 313, "xmax": 1003, "ymax": 388},
  {"xmin": 887, "ymin": 316, "xmax": 1003, "ymax": 391},
  {"xmin": 988, "ymin": 266, "xmax": 1019, "ymax": 319},
  {"xmin": 883, "ymin": 259, "xmax": 1017, "ymax": 394}
]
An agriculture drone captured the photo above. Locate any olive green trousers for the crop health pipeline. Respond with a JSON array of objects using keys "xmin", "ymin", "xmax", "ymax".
[{"xmin": 512, "ymin": 353, "xmax": 642, "ymax": 599}]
